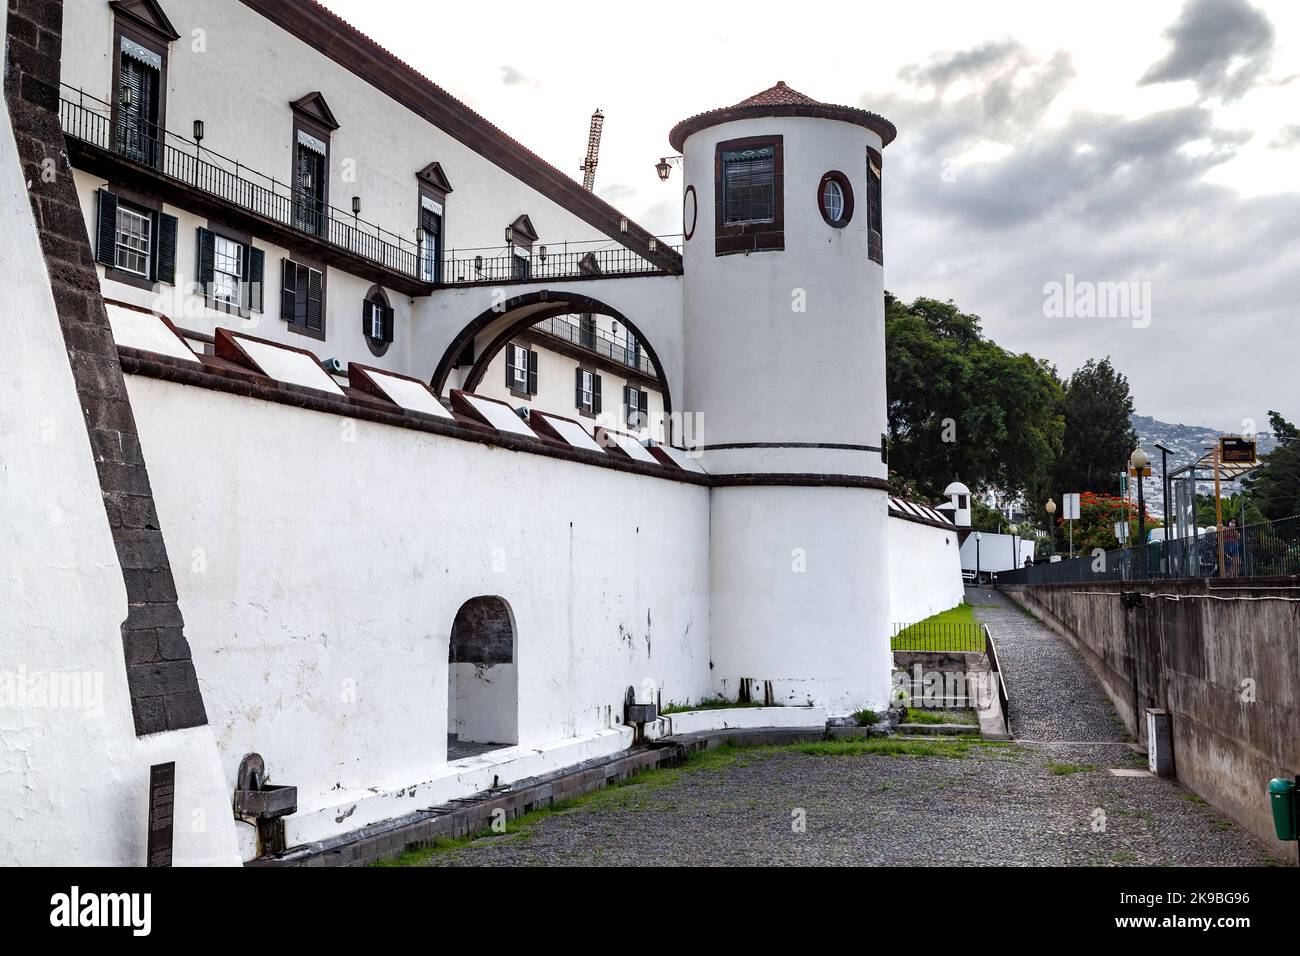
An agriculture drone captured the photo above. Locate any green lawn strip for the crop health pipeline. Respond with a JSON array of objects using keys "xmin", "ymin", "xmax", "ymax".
[
  {"xmin": 900, "ymin": 708, "xmax": 978, "ymax": 725},
  {"xmin": 891, "ymin": 603, "xmax": 983, "ymax": 651}
]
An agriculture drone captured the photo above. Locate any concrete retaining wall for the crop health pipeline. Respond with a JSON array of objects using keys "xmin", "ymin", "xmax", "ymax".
[{"xmin": 1004, "ymin": 578, "xmax": 1300, "ymax": 857}]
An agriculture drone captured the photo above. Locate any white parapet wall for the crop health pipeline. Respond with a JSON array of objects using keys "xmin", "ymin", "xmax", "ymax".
[
  {"xmin": 887, "ymin": 516, "xmax": 966, "ymax": 627},
  {"xmin": 646, "ymin": 705, "xmax": 827, "ymax": 739},
  {"xmin": 0, "ymin": 78, "xmax": 240, "ymax": 866},
  {"xmin": 124, "ymin": 374, "xmax": 713, "ymax": 854}
]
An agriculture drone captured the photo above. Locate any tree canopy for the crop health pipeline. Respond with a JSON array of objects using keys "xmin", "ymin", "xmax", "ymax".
[
  {"xmin": 1247, "ymin": 410, "xmax": 1300, "ymax": 521},
  {"xmin": 884, "ymin": 294, "xmax": 1064, "ymax": 501}
]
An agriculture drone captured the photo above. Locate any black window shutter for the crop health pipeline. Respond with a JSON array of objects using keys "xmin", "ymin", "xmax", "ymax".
[
  {"xmin": 306, "ymin": 268, "xmax": 323, "ymax": 331},
  {"xmin": 196, "ymin": 228, "xmax": 215, "ymax": 297},
  {"xmin": 507, "ymin": 343, "xmax": 516, "ymax": 387},
  {"xmin": 574, "ymin": 367, "xmax": 584, "ymax": 409},
  {"xmin": 527, "ymin": 350, "xmax": 538, "ymax": 395},
  {"xmin": 154, "ymin": 212, "xmax": 177, "ymax": 284},
  {"xmin": 640, "ymin": 391, "xmax": 648, "ymax": 420},
  {"xmin": 624, "ymin": 385, "xmax": 633, "ymax": 420},
  {"xmin": 280, "ymin": 258, "xmax": 297, "ymax": 323},
  {"xmin": 247, "ymin": 246, "xmax": 265, "ymax": 313},
  {"xmin": 362, "ymin": 297, "xmax": 374, "ymax": 338},
  {"xmin": 96, "ymin": 190, "xmax": 118, "ymax": 267},
  {"xmin": 381, "ymin": 304, "xmax": 394, "ymax": 343},
  {"xmin": 592, "ymin": 374, "xmax": 602, "ymax": 415}
]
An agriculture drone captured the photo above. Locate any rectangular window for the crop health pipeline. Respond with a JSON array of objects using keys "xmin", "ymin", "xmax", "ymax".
[
  {"xmin": 420, "ymin": 205, "xmax": 442, "ymax": 283},
  {"xmin": 114, "ymin": 205, "xmax": 152, "ymax": 277},
  {"xmin": 580, "ymin": 370, "xmax": 594, "ymax": 408},
  {"xmin": 510, "ymin": 344, "xmax": 529, "ymax": 389},
  {"xmin": 369, "ymin": 301, "xmax": 385, "ymax": 341},
  {"xmin": 722, "ymin": 146, "xmax": 776, "ymax": 224},
  {"xmin": 867, "ymin": 147, "xmax": 884, "ymax": 264},
  {"xmin": 116, "ymin": 47, "xmax": 160, "ymax": 166},
  {"xmin": 294, "ymin": 139, "xmax": 327, "ymax": 236},
  {"xmin": 281, "ymin": 258, "xmax": 325, "ymax": 336},
  {"xmin": 625, "ymin": 386, "xmax": 648, "ymax": 430},
  {"xmin": 211, "ymin": 235, "xmax": 243, "ymax": 305}
]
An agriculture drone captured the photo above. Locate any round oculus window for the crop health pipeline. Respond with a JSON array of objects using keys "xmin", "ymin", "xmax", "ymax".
[
  {"xmin": 683, "ymin": 185, "xmax": 698, "ymax": 241},
  {"xmin": 817, "ymin": 171, "xmax": 854, "ymax": 227}
]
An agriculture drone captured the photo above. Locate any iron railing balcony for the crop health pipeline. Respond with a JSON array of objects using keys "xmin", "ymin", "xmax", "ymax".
[
  {"xmin": 438, "ymin": 240, "xmax": 681, "ymax": 286},
  {"xmin": 531, "ymin": 314, "xmax": 657, "ymax": 376},
  {"xmin": 61, "ymin": 86, "xmax": 422, "ymax": 280}
]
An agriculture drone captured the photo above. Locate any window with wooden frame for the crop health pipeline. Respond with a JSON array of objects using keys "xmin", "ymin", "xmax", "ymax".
[
  {"xmin": 362, "ymin": 288, "xmax": 394, "ymax": 352},
  {"xmin": 94, "ymin": 188, "xmax": 177, "ymax": 289},
  {"xmin": 197, "ymin": 226, "xmax": 264, "ymax": 314},
  {"xmin": 574, "ymin": 367, "xmax": 601, "ymax": 418},
  {"xmin": 110, "ymin": 1, "xmax": 178, "ymax": 169},
  {"xmin": 505, "ymin": 342, "xmax": 538, "ymax": 397},
  {"xmin": 624, "ymin": 385, "xmax": 649, "ymax": 431},
  {"xmin": 866, "ymin": 147, "xmax": 884, "ymax": 264},
  {"xmin": 817, "ymin": 170, "xmax": 854, "ymax": 228},
  {"xmin": 290, "ymin": 93, "xmax": 339, "ymax": 239},
  {"xmin": 416, "ymin": 162, "xmax": 452, "ymax": 284},
  {"xmin": 280, "ymin": 256, "xmax": 326, "ymax": 339},
  {"xmin": 714, "ymin": 136, "xmax": 784, "ymax": 255}
]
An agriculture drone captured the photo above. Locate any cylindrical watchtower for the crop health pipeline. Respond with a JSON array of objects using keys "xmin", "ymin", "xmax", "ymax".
[{"xmin": 669, "ymin": 82, "xmax": 897, "ymax": 715}]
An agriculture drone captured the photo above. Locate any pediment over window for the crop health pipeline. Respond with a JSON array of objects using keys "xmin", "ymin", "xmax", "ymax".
[
  {"xmin": 109, "ymin": 0, "xmax": 181, "ymax": 42},
  {"xmin": 509, "ymin": 214, "xmax": 539, "ymax": 244},
  {"xmin": 290, "ymin": 92, "xmax": 340, "ymax": 132},
  {"xmin": 416, "ymin": 161, "xmax": 454, "ymax": 194}
]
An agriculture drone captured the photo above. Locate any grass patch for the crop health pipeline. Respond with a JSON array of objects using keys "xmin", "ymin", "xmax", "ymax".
[
  {"xmin": 892, "ymin": 603, "xmax": 984, "ymax": 651},
  {"xmin": 852, "ymin": 708, "xmax": 879, "ymax": 726},
  {"xmin": 900, "ymin": 708, "xmax": 977, "ymax": 725},
  {"xmin": 660, "ymin": 696, "xmax": 770, "ymax": 715},
  {"xmin": 787, "ymin": 737, "xmax": 982, "ymax": 759},
  {"xmin": 1045, "ymin": 762, "xmax": 1097, "ymax": 776}
]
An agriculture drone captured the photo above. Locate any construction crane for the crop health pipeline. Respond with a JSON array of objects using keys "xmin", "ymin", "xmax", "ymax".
[{"xmin": 579, "ymin": 109, "xmax": 604, "ymax": 191}]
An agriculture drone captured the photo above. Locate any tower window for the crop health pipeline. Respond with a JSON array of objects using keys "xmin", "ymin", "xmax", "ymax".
[
  {"xmin": 817, "ymin": 171, "xmax": 854, "ymax": 228},
  {"xmin": 721, "ymin": 146, "xmax": 775, "ymax": 224},
  {"xmin": 714, "ymin": 136, "xmax": 784, "ymax": 256}
]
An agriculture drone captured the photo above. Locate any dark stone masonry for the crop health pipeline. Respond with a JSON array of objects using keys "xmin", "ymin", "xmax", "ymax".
[{"xmin": 5, "ymin": 0, "xmax": 207, "ymax": 734}]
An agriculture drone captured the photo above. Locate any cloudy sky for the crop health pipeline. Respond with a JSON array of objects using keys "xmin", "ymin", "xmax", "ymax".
[{"xmin": 320, "ymin": 0, "xmax": 1299, "ymax": 432}]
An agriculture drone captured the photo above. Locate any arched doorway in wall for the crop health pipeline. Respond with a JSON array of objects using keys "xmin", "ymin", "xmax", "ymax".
[{"xmin": 448, "ymin": 596, "xmax": 518, "ymax": 759}]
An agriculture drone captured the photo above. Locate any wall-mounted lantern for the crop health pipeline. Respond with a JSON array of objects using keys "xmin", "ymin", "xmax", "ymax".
[{"xmin": 655, "ymin": 157, "xmax": 672, "ymax": 182}]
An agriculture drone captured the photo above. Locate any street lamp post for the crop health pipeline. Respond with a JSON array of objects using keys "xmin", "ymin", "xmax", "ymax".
[
  {"xmin": 1130, "ymin": 448, "xmax": 1151, "ymax": 579},
  {"xmin": 1154, "ymin": 442, "xmax": 1172, "ymax": 574},
  {"xmin": 1045, "ymin": 499, "xmax": 1057, "ymax": 558},
  {"xmin": 1009, "ymin": 523, "xmax": 1019, "ymax": 570}
]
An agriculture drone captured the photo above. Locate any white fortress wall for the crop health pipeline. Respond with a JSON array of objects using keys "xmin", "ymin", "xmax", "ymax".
[{"xmin": 124, "ymin": 373, "xmax": 713, "ymax": 848}]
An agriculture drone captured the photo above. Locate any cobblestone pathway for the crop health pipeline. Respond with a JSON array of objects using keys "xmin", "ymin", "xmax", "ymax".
[{"xmin": 409, "ymin": 590, "xmax": 1275, "ymax": 867}]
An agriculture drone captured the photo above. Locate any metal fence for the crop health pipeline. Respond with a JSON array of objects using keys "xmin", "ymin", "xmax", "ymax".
[
  {"xmin": 996, "ymin": 514, "xmax": 1300, "ymax": 586},
  {"xmin": 532, "ymin": 315, "xmax": 657, "ymax": 376},
  {"xmin": 439, "ymin": 243, "xmax": 680, "ymax": 286},
  {"xmin": 890, "ymin": 621, "xmax": 985, "ymax": 652},
  {"xmin": 62, "ymin": 87, "xmax": 423, "ymax": 278}
]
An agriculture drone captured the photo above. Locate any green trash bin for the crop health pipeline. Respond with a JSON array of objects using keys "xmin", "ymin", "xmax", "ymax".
[{"xmin": 1269, "ymin": 778, "xmax": 1297, "ymax": 841}]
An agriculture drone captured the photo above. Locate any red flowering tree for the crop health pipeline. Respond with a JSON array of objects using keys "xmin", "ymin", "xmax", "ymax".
[{"xmin": 1056, "ymin": 491, "xmax": 1161, "ymax": 553}]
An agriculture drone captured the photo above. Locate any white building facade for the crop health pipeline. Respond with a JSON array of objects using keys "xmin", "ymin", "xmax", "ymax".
[{"xmin": 2, "ymin": 0, "xmax": 964, "ymax": 864}]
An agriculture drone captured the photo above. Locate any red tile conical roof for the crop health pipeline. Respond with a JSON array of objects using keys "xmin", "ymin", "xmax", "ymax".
[{"xmin": 668, "ymin": 81, "xmax": 896, "ymax": 153}]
